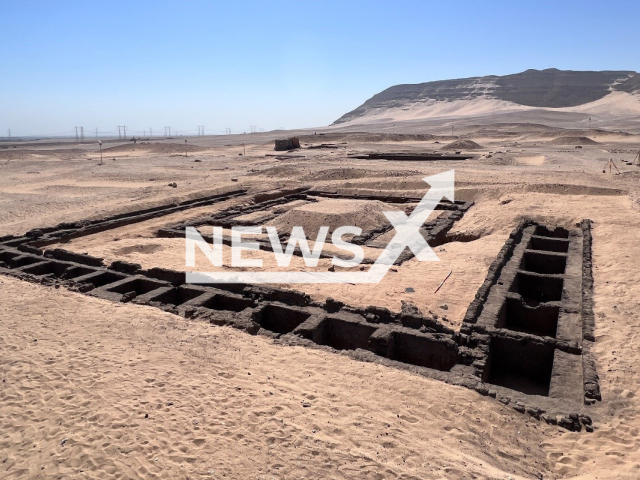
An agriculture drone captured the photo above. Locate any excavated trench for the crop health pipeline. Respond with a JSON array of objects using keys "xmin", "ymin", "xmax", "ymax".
[
  {"xmin": 461, "ymin": 219, "xmax": 600, "ymax": 430},
  {"xmin": 0, "ymin": 189, "xmax": 599, "ymax": 431}
]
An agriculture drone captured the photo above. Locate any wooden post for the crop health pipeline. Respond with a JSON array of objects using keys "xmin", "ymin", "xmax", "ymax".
[{"xmin": 434, "ymin": 270, "xmax": 452, "ymax": 293}]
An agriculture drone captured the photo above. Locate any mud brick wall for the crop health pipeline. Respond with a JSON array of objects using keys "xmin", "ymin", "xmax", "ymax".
[
  {"xmin": 461, "ymin": 220, "xmax": 531, "ymax": 333},
  {"xmin": 458, "ymin": 220, "xmax": 599, "ymax": 431},
  {"xmin": 160, "ymin": 191, "xmax": 473, "ymax": 266},
  {"xmin": 0, "ymin": 190, "xmax": 598, "ymax": 431},
  {"xmin": 0, "ymin": 189, "xmax": 246, "ymax": 249}
]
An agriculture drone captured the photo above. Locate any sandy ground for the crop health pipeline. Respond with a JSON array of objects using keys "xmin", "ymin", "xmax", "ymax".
[{"xmin": 2, "ymin": 126, "xmax": 640, "ymax": 478}]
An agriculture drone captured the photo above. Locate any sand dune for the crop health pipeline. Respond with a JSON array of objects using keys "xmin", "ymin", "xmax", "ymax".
[{"xmin": 337, "ymin": 91, "xmax": 640, "ymax": 128}]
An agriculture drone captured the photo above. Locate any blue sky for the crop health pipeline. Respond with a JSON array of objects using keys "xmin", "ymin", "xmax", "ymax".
[{"xmin": 1, "ymin": 0, "xmax": 639, "ymax": 136}]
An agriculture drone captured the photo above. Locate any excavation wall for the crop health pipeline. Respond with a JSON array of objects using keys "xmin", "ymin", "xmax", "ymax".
[{"xmin": 0, "ymin": 190, "xmax": 598, "ymax": 431}]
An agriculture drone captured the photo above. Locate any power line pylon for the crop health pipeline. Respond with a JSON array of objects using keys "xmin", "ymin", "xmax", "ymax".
[{"xmin": 74, "ymin": 126, "xmax": 84, "ymax": 142}]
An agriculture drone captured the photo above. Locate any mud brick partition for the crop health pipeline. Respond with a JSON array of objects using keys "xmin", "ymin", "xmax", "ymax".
[
  {"xmin": 460, "ymin": 219, "xmax": 600, "ymax": 430},
  {"xmin": 0, "ymin": 189, "xmax": 247, "ymax": 251},
  {"xmin": 0, "ymin": 189, "xmax": 599, "ymax": 431}
]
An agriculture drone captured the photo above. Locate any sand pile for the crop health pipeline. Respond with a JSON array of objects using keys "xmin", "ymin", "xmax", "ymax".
[
  {"xmin": 305, "ymin": 168, "xmax": 420, "ymax": 181},
  {"xmin": 548, "ymin": 136, "xmax": 599, "ymax": 145},
  {"xmin": 441, "ymin": 139, "xmax": 484, "ymax": 150},
  {"xmin": 267, "ymin": 199, "xmax": 400, "ymax": 238},
  {"xmin": 102, "ymin": 142, "xmax": 207, "ymax": 154},
  {"xmin": 298, "ymin": 133, "xmax": 444, "ymax": 144}
]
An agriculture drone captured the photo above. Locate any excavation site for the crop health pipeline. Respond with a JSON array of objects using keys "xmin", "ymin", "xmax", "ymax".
[
  {"xmin": 2, "ymin": 125, "xmax": 640, "ymax": 478},
  {"xmin": 0, "ymin": 172, "xmax": 601, "ymax": 432},
  {"xmin": 4, "ymin": 8, "xmax": 640, "ymax": 477}
]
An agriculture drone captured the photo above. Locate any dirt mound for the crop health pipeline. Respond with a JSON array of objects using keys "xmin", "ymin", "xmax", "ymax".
[
  {"xmin": 539, "ymin": 128, "xmax": 630, "ymax": 139},
  {"xmin": 548, "ymin": 136, "xmax": 599, "ymax": 145},
  {"xmin": 268, "ymin": 199, "xmax": 400, "ymax": 238},
  {"xmin": 298, "ymin": 133, "xmax": 445, "ymax": 144},
  {"xmin": 102, "ymin": 142, "xmax": 207, "ymax": 154},
  {"xmin": 304, "ymin": 168, "xmax": 420, "ymax": 181},
  {"xmin": 440, "ymin": 139, "xmax": 484, "ymax": 150},
  {"xmin": 253, "ymin": 165, "xmax": 305, "ymax": 178}
]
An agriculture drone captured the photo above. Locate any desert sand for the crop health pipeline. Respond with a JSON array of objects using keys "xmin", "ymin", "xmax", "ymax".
[{"xmin": 1, "ymin": 122, "xmax": 640, "ymax": 479}]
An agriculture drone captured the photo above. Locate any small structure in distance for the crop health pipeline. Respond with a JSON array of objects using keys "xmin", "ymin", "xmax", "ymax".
[{"xmin": 275, "ymin": 137, "xmax": 301, "ymax": 151}]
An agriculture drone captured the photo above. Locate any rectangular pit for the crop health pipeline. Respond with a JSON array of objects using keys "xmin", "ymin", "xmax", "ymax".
[
  {"xmin": 77, "ymin": 270, "xmax": 127, "ymax": 288},
  {"xmin": 149, "ymin": 286, "xmax": 207, "ymax": 306},
  {"xmin": 200, "ymin": 293, "xmax": 254, "ymax": 312},
  {"xmin": 0, "ymin": 251, "xmax": 19, "ymax": 264},
  {"xmin": 486, "ymin": 337, "xmax": 555, "ymax": 396},
  {"xmin": 390, "ymin": 331, "xmax": 458, "ymax": 371},
  {"xmin": 534, "ymin": 226, "xmax": 569, "ymax": 239},
  {"xmin": 521, "ymin": 251, "xmax": 567, "ymax": 275},
  {"xmin": 528, "ymin": 236, "xmax": 570, "ymax": 253},
  {"xmin": 497, "ymin": 296, "xmax": 559, "ymax": 337},
  {"xmin": 511, "ymin": 271, "xmax": 564, "ymax": 304},
  {"xmin": 105, "ymin": 277, "xmax": 166, "ymax": 296},
  {"xmin": 314, "ymin": 317, "xmax": 377, "ymax": 351},
  {"xmin": 10, "ymin": 255, "xmax": 42, "ymax": 268},
  {"xmin": 20, "ymin": 261, "xmax": 97, "ymax": 279},
  {"xmin": 254, "ymin": 304, "xmax": 311, "ymax": 334}
]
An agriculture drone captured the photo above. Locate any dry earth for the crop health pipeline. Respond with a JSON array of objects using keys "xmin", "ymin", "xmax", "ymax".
[{"xmin": 1, "ymin": 126, "xmax": 640, "ymax": 479}]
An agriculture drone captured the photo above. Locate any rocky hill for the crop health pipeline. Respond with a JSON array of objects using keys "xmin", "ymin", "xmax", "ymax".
[{"xmin": 334, "ymin": 69, "xmax": 639, "ymax": 124}]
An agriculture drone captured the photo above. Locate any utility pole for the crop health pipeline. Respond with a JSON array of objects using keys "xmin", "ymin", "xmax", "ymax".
[
  {"xmin": 122, "ymin": 125, "xmax": 127, "ymax": 139},
  {"xmin": 226, "ymin": 127, "xmax": 231, "ymax": 135},
  {"xmin": 164, "ymin": 126, "xmax": 171, "ymax": 138},
  {"xmin": 7, "ymin": 129, "xmax": 10, "ymax": 138},
  {"xmin": 75, "ymin": 126, "xmax": 80, "ymax": 142},
  {"xmin": 198, "ymin": 125, "xmax": 204, "ymax": 136},
  {"xmin": 80, "ymin": 126, "xmax": 84, "ymax": 143},
  {"xmin": 95, "ymin": 127, "xmax": 98, "ymax": 138},
  {"xmin": 150, "ymin": 128, "xmax": 153, "ymax": 137},
  {"xmin": 118, "ymin": 125, "xmax": 125, "ymax": 139}
]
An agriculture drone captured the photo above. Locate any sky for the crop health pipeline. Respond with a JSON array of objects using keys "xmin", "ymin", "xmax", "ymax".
[{"xmin": 1, "ymin": 0, "xmax": 639, "ymax": 137}]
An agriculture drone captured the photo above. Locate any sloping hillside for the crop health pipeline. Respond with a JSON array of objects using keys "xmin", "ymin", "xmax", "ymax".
[{"xmin": 335, "ymin": 69, "xmax": 638, "ymax": 124}]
